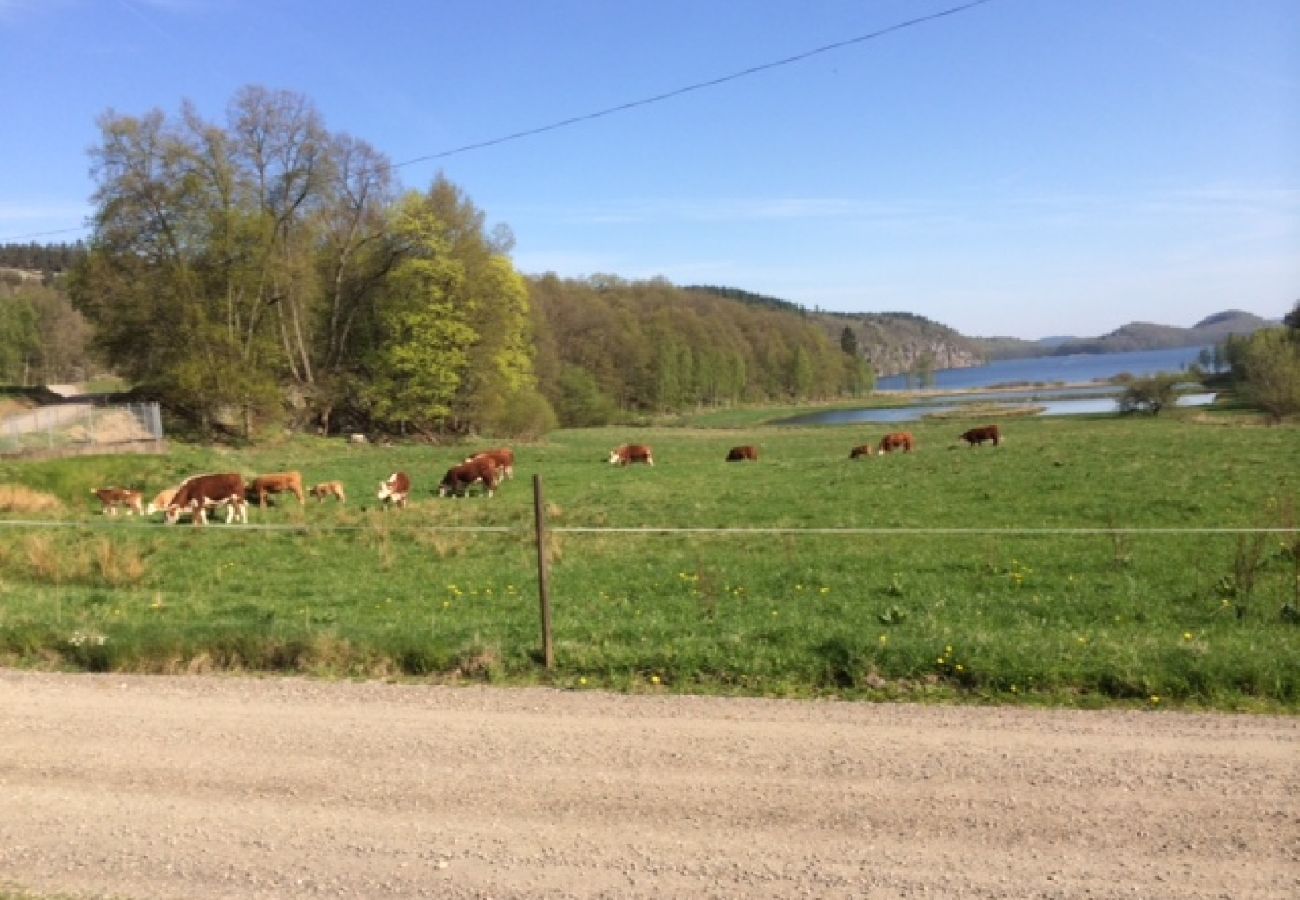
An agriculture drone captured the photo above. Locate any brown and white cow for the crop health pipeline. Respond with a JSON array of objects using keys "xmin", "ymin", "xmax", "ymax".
[
  {"xmin": 250, "ymin": 471, "xmax": 305, "ymax": 507},
  {"xmin": 878, "ymin": 431, "xmax": 915, "ymax": 454},
  {"xmin": 440, "ymin": 456, "xmax": 500, "ymax": 498},
  {"xmin": 609, "ymin": 444, "xmax": 653, "ymax": 466},
  {"xmin": 310, "ymin": 481, "xmax": 347, "ymax": 503},
  {"xmin": 725, "ymin": 445, "xmax": 759, "ymax": 462},
  {"xmin": 90, "ymin": 487, "xmax": 144, "ymax": 517},
  {"xmin": 376, "ymin": 472, "xmax": 411, "ymax": 509},
  {"xmin": 465, "ymin": 448, "xmax": 514, "ymax": 480},
  {"xmin": 166, "ymin": 473, "xmax": 248, "ymax": 526},
  {"xmin": 959, "ymin": 424, "xmax": 1002, "ymax": 447},
  {"xmin": 849, "ymin": 444, "xmax": 876, "ymax": 459}
]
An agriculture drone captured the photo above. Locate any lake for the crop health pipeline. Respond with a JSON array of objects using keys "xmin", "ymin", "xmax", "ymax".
[
  {"xmin": 775, "ymin": 392, "xmax": 1217, "ymax": 426},
  {"xmin": 875, "ymin": 345, "xmax": 1209, "ymax": 391}
]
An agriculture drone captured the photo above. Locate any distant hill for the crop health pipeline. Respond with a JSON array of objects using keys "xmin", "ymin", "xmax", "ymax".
[
  {"xmin": 685, "ymin": 287, "xmax": 1277, "ymax": 373},
  {"xmin": 1048, "ymin": 310, "xmax": 1272, "ymax": 356},
  {"xmin": 967, "ymin": 310, "xmax": 1275, "ymax": 359}
]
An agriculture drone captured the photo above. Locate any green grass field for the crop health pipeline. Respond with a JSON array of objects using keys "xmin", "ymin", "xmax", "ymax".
[{"xmin": 0, "ymin": 411, "xmax": 1296, "ymax": 710}]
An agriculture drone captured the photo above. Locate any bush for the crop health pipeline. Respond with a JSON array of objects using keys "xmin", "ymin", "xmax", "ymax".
[
  {"xmin": 1236, "ymin": 328, "xmax": 1300, "ymax": 423},
  {"xmin": 478, "ymin": 386, "xmax": 558, "ymax": 439},
  {"xmin": 1118, "ymin": 373, "xmax": 1181, "ymax": 415}
]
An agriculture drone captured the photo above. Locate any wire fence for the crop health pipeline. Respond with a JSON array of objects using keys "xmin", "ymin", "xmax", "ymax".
[{"xmin": 0, "ymin": 401, "xmax": 164, "ymax": 459}]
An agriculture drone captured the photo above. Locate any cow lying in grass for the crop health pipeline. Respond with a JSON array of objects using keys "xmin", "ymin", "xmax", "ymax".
[
  {"xmin": 726, "ymin": 445, "xmax": 758, "ymax": 462},
  {"xmin": 849, "ymin": 444, "xmax": 876, "ymax": 459}
]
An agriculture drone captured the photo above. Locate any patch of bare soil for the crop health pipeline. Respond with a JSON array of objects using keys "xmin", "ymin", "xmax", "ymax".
[{"xmin": 1, "ymin": 671, "xmax": 1296, "ymax": 899}]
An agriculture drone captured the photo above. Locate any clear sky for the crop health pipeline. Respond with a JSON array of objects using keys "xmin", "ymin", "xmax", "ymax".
[{"xmin": 1, "ymin": 0, "xmax": 1296, "ymax": 339}]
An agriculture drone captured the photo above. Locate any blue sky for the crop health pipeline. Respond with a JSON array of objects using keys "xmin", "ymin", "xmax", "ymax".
[{"xmin": 1, "ymin": 0, "xmax": 1296, "ymax": 338}]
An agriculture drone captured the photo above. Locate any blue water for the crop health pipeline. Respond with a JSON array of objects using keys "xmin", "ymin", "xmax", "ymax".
[
  {"xmin": 776, "ymin": 392, "xmax": 1217, "ymax": 426},
  {"xmin": 876, "ymin": 345, "xmax": 1209, "ymax": 391},
  {"xmin": 775, "ymin": 392, "xmax": 1217, "ymax": 427}
]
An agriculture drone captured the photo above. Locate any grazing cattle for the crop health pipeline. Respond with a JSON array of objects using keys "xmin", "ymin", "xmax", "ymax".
[
  {"xmin": 90, "ymin": 487, "xmax": 144, "ymax": 517},
  {"xmin": 849, "ymin": 444, "xmax": 876, "ymax": 459},
  {"xmin": 726, "ymin": 445, "xmax": 759, "ymax": 462},
  {"xmin": 440, "ymin": 456, "xmax": 500, "ymax": 498},
  {"xmin": 959, "ymin": 424, "xmax": 1002, "ymax": 447},
  {"xmin": 145, "ymin": 488, "xmax": 177, "ymax": 516},
  {"xmin": 878, "ymin": 431, "xmax": 915, "ymax": 454},
  {"xmin": 609, "ymin": 444, "xmax": 654, "ymax": 466},
  {"xmin": 376, "ymin": 472, "xmax": 411, "ymax": 509},
  {"xmin": 166, "ymin": 473, "xmax": 248, "ymax": 526},
  {"xmin": 310, "ymin": 481, "xmax": 347, "ymax": 503},
  {"xmin": 250, "ymin": 471, "xmax": 305, "ymax": 507},
  {"xmin": 465, "ymin": 447, "xmax": 515, "ymax": 480}
]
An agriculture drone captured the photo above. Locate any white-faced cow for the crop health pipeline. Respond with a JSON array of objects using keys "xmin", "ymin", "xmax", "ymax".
[
  {"xmin": 377, "ymin": 472, "xmax": 411, "ymax": 509},
  {"xmin": 609, "ymin": 444, "xmax": 654, "ymax": 466},
  {"xmin": 310, "ymin": 481, "xmax": 347, "ymax": 503},
  {"xmin": 440, "ymin": 456, "xmax": 499, "ymax": 498},
  {"xmin": 726, "ymin": 445, "xmax": 758, "ymax": 462},
  {"xmin": 90, "ymin": 487, "xmax": 144, "ymax": 517},
  {"xmin": 959, "ymin": 424, "xmax": 1002, "ymax": 447},
  {"xmin": 250, "ymin": 471, "xmax": 305, "ymax": 507},
  {"xmin": 165, "ymin": 473, "xmax": 248, "ymax": 526},
  {"xmin": 465, "ymin": 447, "xmax": 514, "ymax": 480}
]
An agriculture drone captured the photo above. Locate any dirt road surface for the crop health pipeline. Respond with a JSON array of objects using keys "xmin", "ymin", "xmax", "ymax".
[{"xmin": 1, "ymin": 671, "xmax": 1296, "ymax": 899}]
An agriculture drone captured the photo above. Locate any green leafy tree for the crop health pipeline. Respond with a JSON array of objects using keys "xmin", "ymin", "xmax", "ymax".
[
  {"xmin": 1237, "ymin": 328, "xmax": 1300, "ymax": 423},
  {"xmin": 365, "ymin": 192, "xmax": 476, "ymax": 434},
  {"xmin": 0, "ymin": 295, "xmax": 38, "ymax": 383}
]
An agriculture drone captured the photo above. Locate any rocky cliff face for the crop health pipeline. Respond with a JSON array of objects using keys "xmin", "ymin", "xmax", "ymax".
[{"xmin": 816, "ymin": 311, "xmax": 984, "ymax": 377}]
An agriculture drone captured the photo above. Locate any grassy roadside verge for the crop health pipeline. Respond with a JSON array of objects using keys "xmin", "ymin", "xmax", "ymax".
[{"xmin": 0, "ymin": 412, "xmax": 1296, "ymax": 711}]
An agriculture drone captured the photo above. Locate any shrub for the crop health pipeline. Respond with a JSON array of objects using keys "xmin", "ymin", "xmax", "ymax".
[{"xmin": 1118, "ymin": 373, "xmax": 1181, "ymax": 415}]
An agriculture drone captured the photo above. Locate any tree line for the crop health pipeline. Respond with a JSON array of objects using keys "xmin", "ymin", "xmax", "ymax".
[{"xmin": 38, "ymin": 85, "xmax": 869, "ymax": 438}]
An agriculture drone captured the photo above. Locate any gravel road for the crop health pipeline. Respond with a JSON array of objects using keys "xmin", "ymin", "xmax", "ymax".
[{"xmin": 1, "ymin": 670, "xmax": 1296, "ymax": 899}]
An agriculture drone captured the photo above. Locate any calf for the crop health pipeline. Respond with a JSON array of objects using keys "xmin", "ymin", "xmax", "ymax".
[
  {"xmin": 465, "ymin": 448, "xmax": 514, "ymax": 480},
  {"xmin": 377, "ymin": 472, "xmax": 411, "ymax": 509},
  {"xmin": 310, "ymin": 481, "xmax": 347, "ymax": 503},
  {"xmin": 609, "ymin": 444, "xmax": 654, "ymax": 466},
  {"xmin": 849, "ymin": 444, "xmax": 876, "ymax": 459},
  {"xmin": 440, "ymin": 456, "xmax": 500, "ymax": 498},
  {"xmin": 91, "ymin": 487, "xmax": 144, "ymax": 517},
  {"xmin": 145, "ymin": 488, "xmax": 177, "ymax": 516},
  {"xmin": 726, "ymin": 445, "xmax": 759, "ymax": 462},
  {"xmin": 878, "ymin": 431, "xmax": 915, "ymax": 454},
  {"xmin": 166, "ymin": 473, "xmax": 248, "ymax": 526},
  {"xmin": 959, "ymin": 424, "xmax": 1002, "ymax": 446},
  {"xmin": 250, "ymin": 471, "xmax": 305, "ymax": 507}
]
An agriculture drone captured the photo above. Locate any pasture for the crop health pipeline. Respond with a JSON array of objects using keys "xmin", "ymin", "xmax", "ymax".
[{"xmin": 0, "ymin": 413, "xmax": 1296, "ymax": 710}]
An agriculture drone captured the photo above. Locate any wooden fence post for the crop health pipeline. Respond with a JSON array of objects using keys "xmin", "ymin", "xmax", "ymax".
[{"xmin": 533, "ymin": 474, "xmax": 555, "ymax": 669}]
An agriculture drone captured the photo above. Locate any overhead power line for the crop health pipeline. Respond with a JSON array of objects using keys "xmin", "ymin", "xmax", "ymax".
[
  {"xmin": 391, "ymin": 0, "xmax": 1001, "ymax": 168},
  {"xmin": 0, "ymin": 0, "xmax": 1000, "ymax": 243}
]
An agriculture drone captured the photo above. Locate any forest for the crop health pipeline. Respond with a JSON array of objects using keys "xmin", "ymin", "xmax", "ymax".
[{"xmin": 0, "ymin": 87, "xmax": 882, "ymax": 438}]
